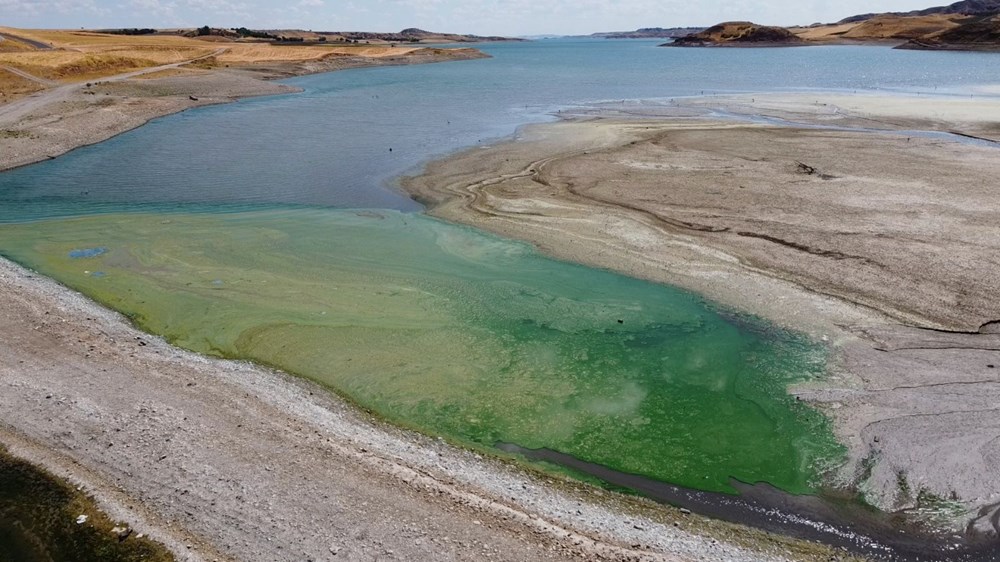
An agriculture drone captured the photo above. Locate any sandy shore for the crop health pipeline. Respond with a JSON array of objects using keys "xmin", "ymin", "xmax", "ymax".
[{"xmin": 403, "ymin": 92, "xmax": 1000, "ymax": 536}]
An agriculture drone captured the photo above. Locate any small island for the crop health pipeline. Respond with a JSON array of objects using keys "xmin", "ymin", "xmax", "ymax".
[{"xmin": 667, "ymin": 22, "xmax": 804, "ymax": 46}]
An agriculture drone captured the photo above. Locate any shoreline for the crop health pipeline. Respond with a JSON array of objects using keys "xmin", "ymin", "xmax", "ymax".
[{"xmin": 401, "ymin": 92, "xmax": 1000, "ymax": 542}]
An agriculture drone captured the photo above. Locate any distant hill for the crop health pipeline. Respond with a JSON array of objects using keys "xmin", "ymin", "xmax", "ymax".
[
  {"xmin": 795, "ymin": 13, "xmax": 969, "ymax": 41},
  {"xmin": 797, "ymin": 0, "xmax": 1000, "ymax": 49},
  {"xmin": 646, "ymin": 0, "xmax": 1000, "ymax": 50},
  {"xmin": 323, "ymin": 28, "xmax": 523, "ymax": 44},
  {"xmin": 840, "ymin": 0, "xmax": 1000, "ymax": 23},
  {"xmin": 155, "ymin": 27, "xmax": 522, "ymax": 44},
  {"xmin": 590, "ymin": 27, "xmax": 705, "ymax": 39},
  {"xmin": 898, "ymin": 13, "xmax": 1000, "ymax": 49},
  {"xmin": 669, "ymin": 22, "xmax": 804, "ymax": 46},
  {"xmin": 908, "ymin": 0, "xmax": 1000, "ymax": 15}
]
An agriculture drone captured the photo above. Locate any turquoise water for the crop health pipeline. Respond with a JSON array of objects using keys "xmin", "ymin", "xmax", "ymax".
[{"xmin": 1, "ymin": 40, "xmax": 998, "ymax": 498}]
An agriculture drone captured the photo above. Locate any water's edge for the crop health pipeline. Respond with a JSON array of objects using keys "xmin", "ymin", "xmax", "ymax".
[{"xmin": 500, "ymin": 444, "xmax": 996, "ymax": 561}]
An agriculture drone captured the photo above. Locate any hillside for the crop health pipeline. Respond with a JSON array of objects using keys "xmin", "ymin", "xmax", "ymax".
[
  {"xmin": 899, "ymin": 13, "xmax": 1000, "ymax": 49},
  {"xmin": 841, "ymin": 0, "xmax": 1000, "ymax": 23},
  {"xmin": 669, "ymin": 22, "xmax": 804, "ymax": 46},
  {"xmin": 793, "ymin": 14, "xmax": 969, "ymax": 41},
  {"xmin": 675, "ymin": 0, "xmax": 1000, "ymax": 50}
]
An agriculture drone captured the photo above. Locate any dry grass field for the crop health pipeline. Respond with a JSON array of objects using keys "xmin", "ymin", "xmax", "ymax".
[
  {"xmin": 0, "ymin": 28, "xmax": 216, "ymax": 82},
  {"xmin": 841, "ymin": 14, "xmax": 966, "ymax": 39},
  {"xmin": 0, "ymin": 50, "xmax": 205, "ymax": 81},
  {"xmin": 214, "ymin": 44, "xmax": 420, "ymax": 63},
  {"xmin": 0, "ymin": 70, "xmax": 44, "ymax": 101},
  {"xmin": 789, "ymin": 23, "xmax": 859, "ymax": 41},
  {"xmin": 0, "ymin": 27, "xmax": 429, "ymax": 86}
]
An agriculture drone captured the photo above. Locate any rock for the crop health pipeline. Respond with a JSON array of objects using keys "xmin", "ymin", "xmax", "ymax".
[{"xmin": 111, "ymin": 525, "xmax": 132, "ymax": 541}]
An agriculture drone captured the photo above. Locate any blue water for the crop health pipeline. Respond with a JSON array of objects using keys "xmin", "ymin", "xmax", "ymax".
[{"xmin": 1, "ymin": 39, "xmax": 999, "ymax": 220}]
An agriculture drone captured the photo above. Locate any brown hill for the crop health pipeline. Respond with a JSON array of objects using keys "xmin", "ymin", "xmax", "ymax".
[
  {"xmin": 672, "ymin": 1, "xmax": 1000, "ymax": 51},
  {"xmin": 670, "ymin": 22, "xmax": 804, "ymax": 46},
  {"xmin": 898, "ymin": 13, "xmax": 1000, "ymax": 49},
  {"xmin": 841, "ymin": 0, "xmax": 1000, "ymax": 23},
  {"xmin": 794, "ymin": 13, "xmax": 970, "ymax": 41},
  {"xmin": 841, "ymin": 14, "xmax": 968, "ymax": 39}
]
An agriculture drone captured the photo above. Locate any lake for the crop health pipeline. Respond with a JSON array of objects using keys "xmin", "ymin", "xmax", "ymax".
[{"xmin": 1, "ymin": 39, "xmax": 998, "ymax": 503}]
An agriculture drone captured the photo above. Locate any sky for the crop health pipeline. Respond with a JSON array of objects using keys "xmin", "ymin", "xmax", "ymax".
[{"xmin": 1, "ymin": 0, "xmax": 954, "ymax": 36}]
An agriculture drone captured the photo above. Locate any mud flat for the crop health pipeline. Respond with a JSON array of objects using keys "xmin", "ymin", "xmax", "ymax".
[{"xmin": 403, "ymin": 92, "xmax": 1000, "ymax": 548}]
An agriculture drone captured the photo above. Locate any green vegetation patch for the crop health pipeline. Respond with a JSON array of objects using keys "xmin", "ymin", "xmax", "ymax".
[{"xmin": 0, "ymin": 446, "xmax": 173, "ymax": 562}]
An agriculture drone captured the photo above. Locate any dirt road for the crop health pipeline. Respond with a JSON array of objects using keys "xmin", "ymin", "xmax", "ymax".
[{"xmin": 0, "ymin": 30, "xmax": 52, "ymax": 50}]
